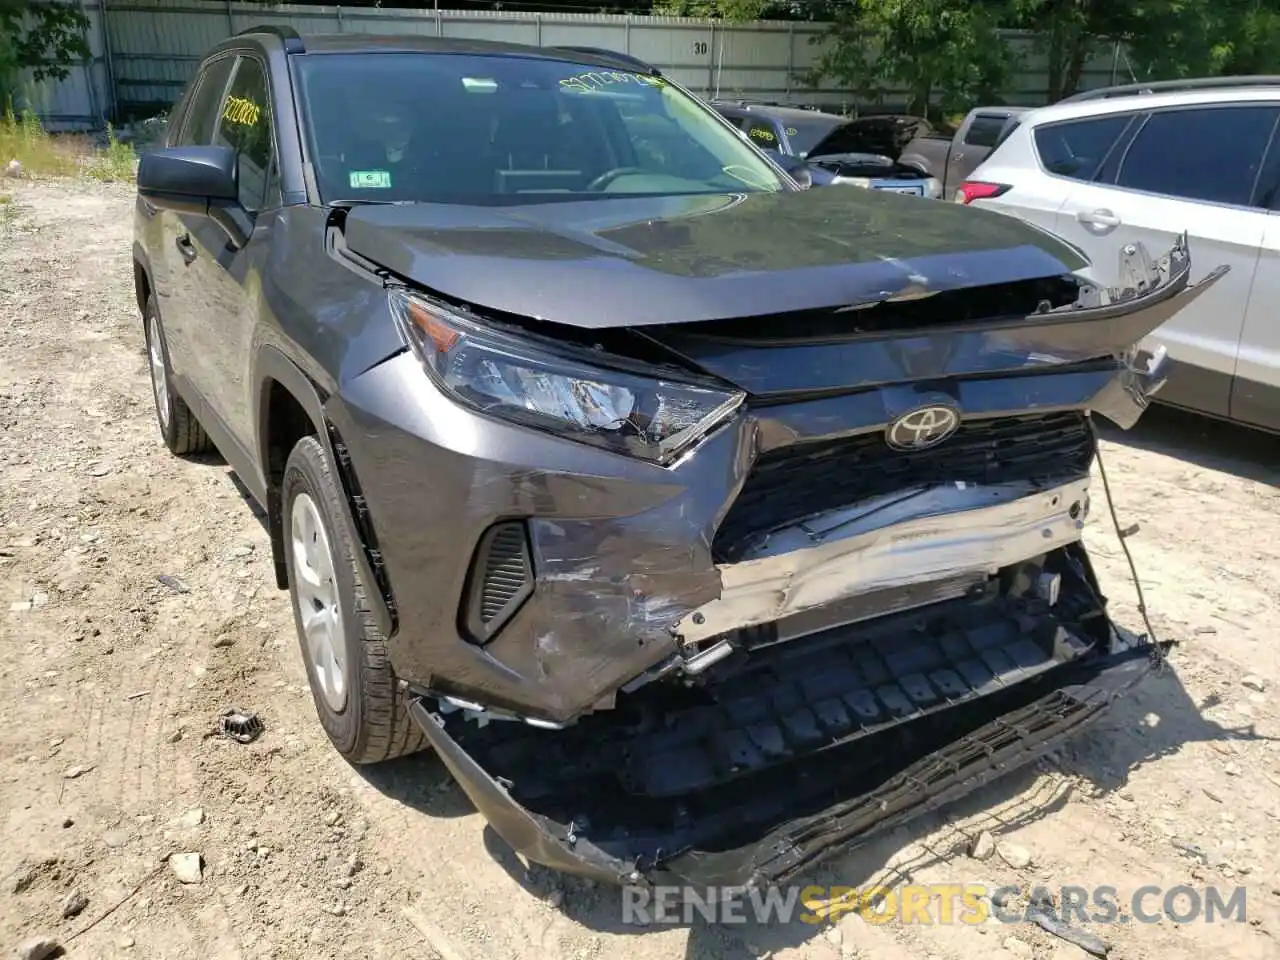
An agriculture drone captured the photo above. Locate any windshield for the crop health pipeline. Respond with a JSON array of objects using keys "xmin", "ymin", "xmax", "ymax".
[{"xmin": 294, "ymin": 52, "xmax": 787, "ymax": 205}]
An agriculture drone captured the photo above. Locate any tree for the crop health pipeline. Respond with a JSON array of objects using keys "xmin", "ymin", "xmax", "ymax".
[
  {"xmin": 656, "ymin": 1, "xmax": 776, "ymax": 17},
  {"xmin": 810, "ymin": 0, "xmax": 1016, "ymax": 118},
  {"xmin": 0, "ymin": 0, "xmax": 90, "ymax": 105}
]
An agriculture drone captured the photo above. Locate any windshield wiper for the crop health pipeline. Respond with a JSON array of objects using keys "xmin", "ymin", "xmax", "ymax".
[{"xmin": 325, "ymin": 199, "xmax": 416, "ymax": 208}]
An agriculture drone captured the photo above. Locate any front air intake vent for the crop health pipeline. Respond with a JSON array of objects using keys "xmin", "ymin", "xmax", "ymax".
[{"xmin": 463, "ymin": 521, "xmax": 534, "ymax": 644}]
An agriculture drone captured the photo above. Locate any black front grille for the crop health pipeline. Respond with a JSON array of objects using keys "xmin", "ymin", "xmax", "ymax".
[
  {"xmin": 463, "ymin": 521, "xmax": 534, "ymax": 643},
  {"xmin": 714, "ymin": 411, "xmax": 1094, "ymax": 561}
]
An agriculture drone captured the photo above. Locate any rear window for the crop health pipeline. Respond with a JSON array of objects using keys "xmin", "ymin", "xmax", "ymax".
[
  {"xmin": 294, "ymin": 53, "xmax": 786, "ymax": 204},
  {"xmin": 1034, "ymin": 115, "xmax": 1131, "ymax": 181},
  {"xmin": 963, "ymin": 114, "xmax": 1008, "ymax": 148}
]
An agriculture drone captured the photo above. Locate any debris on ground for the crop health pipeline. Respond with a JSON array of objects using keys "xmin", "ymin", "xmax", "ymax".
[
  {"xmin": 969, "ymin": 830, "xmax": 996, "ymax": 861},
  {"xmin": 59, "ymin": 889, "xmax": 87, "ymax": 919},
  {"xmin": 168, "ymin": 852, "xmax": 203, "ymax": 885},
  {"xmin": 61, "ymin": 765, "xmax": 93, "ymax": 780},
  {"xmin": 1242, "ymin": 675, "xmax": 1266, "ymax": 692},
  {"xmin": 15, "ymin": 936, "xmax": 59, "ymax": 960},
  {"xmin": 155, "ymin": 574, "xmax": 188, "ymax": 594},
  {"xmin": 216, "ymin": 709, "xmax": 264, "ymax": 744},
  {"xmin": 1029, "ymin": 891, "xmax": 1110, "ymax": 957},
  {"xmin": 996, "ymin": 841, "xmax": 1032, "ymax": 869}
]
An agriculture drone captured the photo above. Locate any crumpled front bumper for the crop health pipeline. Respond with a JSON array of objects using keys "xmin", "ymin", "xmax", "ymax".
[{"xmin": 410, "ymin": 633, "xmax": 1155, "ymax": 888}]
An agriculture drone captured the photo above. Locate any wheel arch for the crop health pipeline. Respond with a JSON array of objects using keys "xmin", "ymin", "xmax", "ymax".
[
  {"xmin": 132, "ymin": 242, "xmax": 154, "ymax": 316},
  {"xmin": 253, "ymin": 346, "xmax": 396, "ymax": 638}
]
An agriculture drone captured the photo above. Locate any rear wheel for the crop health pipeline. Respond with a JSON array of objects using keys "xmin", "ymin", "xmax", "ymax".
[
  {"xmin": 282, "ymin": 435, "xmax": 427, "ymax": 764},
  {"xmin": 143, "ymin": 295, "xmax": 212, "ymax": 455}
]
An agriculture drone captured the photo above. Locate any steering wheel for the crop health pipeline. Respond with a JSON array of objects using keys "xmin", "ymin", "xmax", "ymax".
[{"xmin": 586, "ymin": 167, "xmax": 649, "ymax": 192}]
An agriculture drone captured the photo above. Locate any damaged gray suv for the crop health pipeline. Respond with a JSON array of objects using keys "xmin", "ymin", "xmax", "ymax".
[{"xmin": 133, "ymin": 27, "xmax": 1221, "ymax": 888}]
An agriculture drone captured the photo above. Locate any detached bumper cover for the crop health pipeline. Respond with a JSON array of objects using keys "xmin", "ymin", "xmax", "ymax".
[{"xmin": 410, "ymin": 636, "xmax": 1155, "ymax": 888}]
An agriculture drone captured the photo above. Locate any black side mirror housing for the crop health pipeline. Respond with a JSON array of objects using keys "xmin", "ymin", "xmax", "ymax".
[
  {"xmin": 775, "ymin": 153, "xmax": 814, "ymax": 190},
  {"xmin": 138, "ymin": 145, "xmax": 249, "ymax": 248}
]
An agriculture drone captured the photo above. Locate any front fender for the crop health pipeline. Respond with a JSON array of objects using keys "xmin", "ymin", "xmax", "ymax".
[{"xmin": 252, "ymin": 344, "xmax": 396, "ymax": 638}]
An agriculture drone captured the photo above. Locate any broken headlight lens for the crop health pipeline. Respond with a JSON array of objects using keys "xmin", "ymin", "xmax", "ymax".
[{"xmin": 389, "ymin": 289, "xmax": 745, "ymax": 465}]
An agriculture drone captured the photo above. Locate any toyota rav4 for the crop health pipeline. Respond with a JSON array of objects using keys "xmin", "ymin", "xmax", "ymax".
[{"xmin": 132, "ymin": 27, "xmax": 1221, "ymax": 888}]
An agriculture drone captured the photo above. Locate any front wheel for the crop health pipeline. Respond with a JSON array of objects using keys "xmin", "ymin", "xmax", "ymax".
[{"xmin": 281, "ymin": 435, "xmax": 428, "ymax": 764}]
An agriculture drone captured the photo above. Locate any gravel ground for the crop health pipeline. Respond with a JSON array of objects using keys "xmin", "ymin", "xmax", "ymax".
[{"xmin": 2, "ymin": 178, "xmax": 1280, "ymax": 960}]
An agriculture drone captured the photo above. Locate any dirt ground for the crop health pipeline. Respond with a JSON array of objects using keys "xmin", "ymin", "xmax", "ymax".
[{"xmin": 2, "ymin": 179, "xmax": 1279, "ymax": 960}]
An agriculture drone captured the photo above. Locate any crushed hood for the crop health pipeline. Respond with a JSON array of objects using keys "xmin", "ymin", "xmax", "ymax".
[{"xmin": 342, "ymin": 188, "xmax": 1089, "ymax": 329}]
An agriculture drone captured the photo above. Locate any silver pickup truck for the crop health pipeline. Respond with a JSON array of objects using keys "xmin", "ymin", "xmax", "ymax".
[{"xmin": 900, "ymin": 106, "xmax": 1029, "ymax": 199}]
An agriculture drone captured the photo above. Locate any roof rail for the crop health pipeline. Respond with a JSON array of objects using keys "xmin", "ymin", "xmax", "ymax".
[
  {"xmin": 549, "ymin": 46, "xmax": 659, "ymax": 76},
  {"xmin": 1059, "ymin": 75, "xmax": 1280, "ymax": 103},
  {"xmin": 235, "ymin": 24, "xmax": 305, "ymax": 54}
]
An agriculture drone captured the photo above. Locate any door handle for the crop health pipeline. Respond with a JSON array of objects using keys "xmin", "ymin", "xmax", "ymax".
[
  {"xmin": 1077, "ymin": 208, "xmax": 1121, "ymax": 230},
  {"xmin": 175, "ymin": 233, "xmax": 197, "ymax": 265}
]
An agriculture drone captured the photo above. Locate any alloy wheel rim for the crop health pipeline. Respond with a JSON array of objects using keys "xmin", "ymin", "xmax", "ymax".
[
  {"xmin": 290, "ymin": 492, "xmax": 348, "ymax": 712},
  {"xmin": 148, "ymin": 313, "xmax": 170, "ymax": 431}
]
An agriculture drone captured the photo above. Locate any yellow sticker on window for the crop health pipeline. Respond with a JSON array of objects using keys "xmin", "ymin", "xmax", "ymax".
[{"xmin": 222, "ymin": 95, "xmax": 260, "ymax": 127}]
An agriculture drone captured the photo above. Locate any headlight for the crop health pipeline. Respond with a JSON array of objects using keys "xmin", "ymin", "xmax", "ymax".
[{"xmin": 388, "ymin": 289, "xmax": 745, "ymax": 465}]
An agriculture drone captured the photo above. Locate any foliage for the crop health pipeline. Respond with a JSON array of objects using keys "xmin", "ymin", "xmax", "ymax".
[
  {"xmin": 810, "ymin": 0, "xmax": 1017, "ymax": 118},
  {"xmin": 656, "ymin": 0, "xmax": 775, "ymax": 16},
  {"xmin": 684, "ymin": 0, "xmax": 1280, "ymax": 110},
  {"xmin": 83, "ymin": 122, "xmax": 138, "ymax": 182},
  {"xmin": 0, "ymin": 0, "xmax": 90, "ymax": 108},
  {"xmin": 0, "ymin": 106, "xmax": 136, "ymax": 181},
  {"xmin": 0, "ymin": 102, "xmax": 77, "ymax": 175},
  {"xmin": 0, "ymin": 1, "xmax": 90, "ymax": 81}
]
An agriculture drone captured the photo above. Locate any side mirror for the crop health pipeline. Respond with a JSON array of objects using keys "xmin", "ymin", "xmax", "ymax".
[
  {"xmin": 775, "ymin": 153, "xmax": 814, "ymax": 190},
  {"xmin": 138, "ymin": 145, "xmax": 249, "ymax": 249}
]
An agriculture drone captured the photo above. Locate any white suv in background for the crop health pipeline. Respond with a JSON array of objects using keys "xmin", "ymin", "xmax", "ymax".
[{"xmin": 960, "ymin": 78, "xmax": 1280, "ymax": 433}]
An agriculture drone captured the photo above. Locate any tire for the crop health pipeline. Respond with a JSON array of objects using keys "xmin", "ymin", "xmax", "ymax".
[
  {"xmin": 281, "ymin": 435, "xmax": 428, "ymax": 764},
  {"xmin": 143, "ymin": 294, "xmax": 213, "ymax": 456}
]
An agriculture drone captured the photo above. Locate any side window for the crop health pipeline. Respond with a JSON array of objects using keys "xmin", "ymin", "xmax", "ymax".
[
  {"xmin": 213, "ymin": 57, "xmax": 276, "ymax": 212},
  {"xmin": 1034, "ymin": 115, "xmax": 1132, "ymax": 181},
  {"xmin": 744, "ymin": 119, "xmax": 781, "ymax": 152},
  {"xmin": 723, "ymin": 115, "xmax": 745, "ymax": 130},
  {"xmin": 1116, "ymin": 106, "xmax": 1280, "ymax": 207},
  {"xmin": 174, "ymin": 56, "xmax": 235, "ymax": 147},
  {"xmin": 963, "ymin": 114, "xmax": 1007, "ymax": 148}
]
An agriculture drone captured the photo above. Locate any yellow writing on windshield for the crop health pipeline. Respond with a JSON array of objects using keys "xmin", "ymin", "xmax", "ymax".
[
  {"xmin": 750, "ymin": 127, "xmax": 776, "ymax": 142},
  {"xmin": 559, "ymin": 71, "xmax": 665, "ymax": 94},
  {"xmin": 222, "ymin": 95, "xmax": 261, "ymax": 127}
]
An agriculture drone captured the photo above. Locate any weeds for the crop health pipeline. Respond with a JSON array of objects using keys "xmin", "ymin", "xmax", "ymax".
[
  {"xmin": 0, "ymin": 103, "xmax": 77, "ymax": 176},
  {"xmin": 83, "ymin": 122, "xmax": 138, "ymax": 182},
  {"xmin": 0, "ymin": 104, "xmax": 137, "ymax": 182}
]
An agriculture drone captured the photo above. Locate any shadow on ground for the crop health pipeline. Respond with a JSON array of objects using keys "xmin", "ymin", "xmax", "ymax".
[
  {"xmin": 350, "ymin": 647, "xmax": 1268, "ymax": 958},
  {"xmin": 1096, "ymin": 404, "xmax": 1280, "ymax": 487}
]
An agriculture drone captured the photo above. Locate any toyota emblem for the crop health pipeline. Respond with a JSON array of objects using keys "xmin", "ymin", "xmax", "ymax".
[{"xmin": 886, "ymin": 405, "xmax": 961, "ymax": 451}]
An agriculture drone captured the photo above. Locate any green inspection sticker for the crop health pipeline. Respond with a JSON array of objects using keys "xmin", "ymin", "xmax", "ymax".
[{"xmin": 348, "ymin": 170, "xmax": 391, "ymax": 189}]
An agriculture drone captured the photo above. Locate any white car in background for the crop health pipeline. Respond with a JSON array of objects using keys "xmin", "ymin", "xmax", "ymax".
[{"xmin": 958, "ymin": 77, "xmax": 1280, "ymax": 433}]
